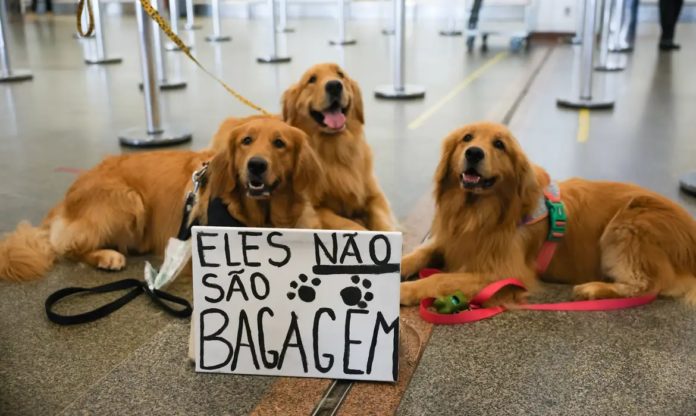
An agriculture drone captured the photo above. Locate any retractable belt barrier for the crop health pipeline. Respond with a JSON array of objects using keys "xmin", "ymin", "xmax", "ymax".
[{"xmin": 76, "ymin": 0, "xmax": 269, "ymax": 114}]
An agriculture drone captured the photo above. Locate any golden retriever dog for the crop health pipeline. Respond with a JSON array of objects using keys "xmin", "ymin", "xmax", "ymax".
[
  {"xmin": 280, "ymin": 63, "xmax": 395, "ymax": 231},
  {"xmin": 400, "ymin": 122, "xmax": 696, "ymax": 306},
  {"xmin": 0, "ymin": 117, "xmax": 322, "ymax": 282}
]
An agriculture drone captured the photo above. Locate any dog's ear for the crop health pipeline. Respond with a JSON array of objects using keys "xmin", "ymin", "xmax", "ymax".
[
  {"xmin": 207, "ymin": 130, "xmax": 239, "ymax": 197},
  {"xmin": 348, "ymin": 77, "xmax": 365, "ymax": 125},
  {"xmin": 434, "ymin": 134, "xmax": 459, "ymax": 199},
  {"xmin": 282, "ymin": 84, "xmax": 300, "ymax": 125},
  {"xmin": 293, "ymin": 132, "xmax": 325, "ymax": 201},
  {"xmin": 516, "ymin": 158, "xmax": 545, "ymax": 215}
]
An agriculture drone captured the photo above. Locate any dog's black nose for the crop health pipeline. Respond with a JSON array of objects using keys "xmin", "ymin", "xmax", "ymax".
[
  {"xmin": 465, "ymin": 147, "xmax": 485, "ymax": 164},
  {"xmin": 325, "ymin": 80, "xmax": 343, "ymax": 96},
  {"xmin": 247, "ymin": 157, "xmax": 268, "ymax": 175}
]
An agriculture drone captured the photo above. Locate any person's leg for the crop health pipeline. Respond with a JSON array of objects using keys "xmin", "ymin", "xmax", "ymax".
[{"xmin": 659, "ymin": 0, "xmax": 683, "ymax": 50}]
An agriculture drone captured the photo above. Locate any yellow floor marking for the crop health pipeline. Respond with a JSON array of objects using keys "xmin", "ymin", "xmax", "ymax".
[
  {"xmin": 577, "ymin": 109, "xmax": 590, "ymax": 143},
  {"xmin": 408, "ymin": 51, "xmax": 509, "ymax": 130}
]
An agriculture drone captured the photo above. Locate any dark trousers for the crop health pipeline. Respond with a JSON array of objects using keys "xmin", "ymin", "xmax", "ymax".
[{"xmin": 659, "ymin": 0, "xmax": 684, "ymax": 41}]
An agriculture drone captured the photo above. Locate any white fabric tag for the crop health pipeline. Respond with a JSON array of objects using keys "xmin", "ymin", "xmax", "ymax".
[{"xmin": 144, "ymin": 238, "xmax": 192, "ymax": 290}]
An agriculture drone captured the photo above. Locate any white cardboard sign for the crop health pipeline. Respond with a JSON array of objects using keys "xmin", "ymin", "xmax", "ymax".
[{"xmin": 191, "ymin": 226, "xmax": 402, "ymax": 382}]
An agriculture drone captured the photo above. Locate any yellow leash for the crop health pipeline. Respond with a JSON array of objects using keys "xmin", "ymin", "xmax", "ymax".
[
  {"xmin": 76, "ymin": 0, "xmax": 95, "ymax": 37},
  {"xmin": 76, "ymin": 0, "xmax": 270, "ymax": 115}
]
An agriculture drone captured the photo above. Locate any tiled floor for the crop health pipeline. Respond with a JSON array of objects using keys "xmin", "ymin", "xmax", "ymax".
[{"xmin": 1, "ymin": 12, "xmax": 695, "ymax": 415}]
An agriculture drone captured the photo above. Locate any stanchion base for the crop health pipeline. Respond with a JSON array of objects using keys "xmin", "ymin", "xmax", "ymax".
[
  {"xmin": 374, "ymin": 84, "xmax": 426, "ymax": 100},
  {"xmin": 85, "ymin": 56, "xmax": 123, "ymax": 65},
  {"xmin": 184, "ymin": 23, "xmax": 202, "ymax": 30},
  {"xmin": 329, "ymin": 38, "xmax": 357, "ymax": 46},
  {"xmin": 439, "ymin": 30, "xmax": 463, "ymax": 36},
  {"xmin": 118, "ymin": 126, "xmax": 192, "ymax": 148},
  {"xmin": 257, "ymin": 55, "xmax": 292, "ymax": 64},
  {"xmin": 277, "ymin": 27, "xmax": 295, "ymax": 33},
  {"xmin": 165, "ymin": 42, "xmax": 193, "ymax": 51},
  {"xmin": 139, "ymin": 79, "xmax": 187, "ymax": 90},
  {"xmin": 567, "ymin": 35, "xmax": 582, "ymax": 45},
  {"xmin": 595, "ymin": 63, "xmax": 625, "ymax": 72},
  {"xmin": 556, "ymin": 97, "xmax": 614, "ymax": 110},
  {"xmin": 0, "ymin": 69, "xmax": 34, "ymax": 83},
  {"xmin": 679, "ymin": 172, "xmax": 696, "ymax": 197},
  {"xmin": 609, "ymin": 46, "xmax": 633, "ymax": 53},
  {"xmin": 205, "ymin": 35, "xmax": 231, "ymax": 42},
  {"xmin": 382, "ymin": 28, "xmax": 394, "ymax": 35}
]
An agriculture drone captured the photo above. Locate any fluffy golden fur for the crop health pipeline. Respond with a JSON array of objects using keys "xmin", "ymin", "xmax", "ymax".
[
  {"xmin": 400, "ymin": 122, "xmax": 696, "ymax": 306},
  {"xmin": 0, "ymin": 117, "xmax": 322, "ymax": 282},
  {"xmin": 281, "ymin": 63, "xmax": 395, "ymax": 231}
]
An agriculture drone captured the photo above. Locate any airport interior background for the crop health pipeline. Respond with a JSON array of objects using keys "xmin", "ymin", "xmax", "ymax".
[{"xmin": 1, "ymin": 0, "xmax": 695, "ymax": 414}]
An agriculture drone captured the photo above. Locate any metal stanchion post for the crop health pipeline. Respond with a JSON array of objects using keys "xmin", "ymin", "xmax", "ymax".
[
  {"xmin": 329, "ymin": 0, "xmax": 356, "ymax": 45},
  {"xmin": 276, "ymin": 0, "xmax": 294, "ymax": 33},
  {"xmin": 206, "ymin": 0, "xmax": 231, "ymax": 42},
  {"xmin": 257, "ymin": 0, "xmax": 290, "ymax": 63},
  {"xmin": 608, "ymin": 0, "xmax": 636, "ymax": 52},
  {"xmin": 0, "ymin": 0, "xmax": 32, "ymax": 83},
  {"xmin": 375, "ymin": 0, "xmax": 424, "ymax": 99},
  {"xmin": 184, "ymin": 0, "xmax": 201, "ymax": 30},
  {"xmin": 382, "ymin": 0, "xmax": 394, "ymax": 35},
  {"xmin": 595, "ymin": 0, "xmax": 625, "ymax": 71},
  {"xmin": 166, "ymin": 0, "xmax": 192, "ymax": 50},
  {"xmin": 85, "ymin": 0, "xmax": 122, "ymax": 64},
  {"xmin": 119, "ymin": 0, "xmax": 191, "ymax": 147},
  {"xmin": 557, "ymin": 0, "xmax": 614, "ymax": 109},
  {"xmin": 140, "ymin": 0, "xmax": 186, "ymax": 89}
]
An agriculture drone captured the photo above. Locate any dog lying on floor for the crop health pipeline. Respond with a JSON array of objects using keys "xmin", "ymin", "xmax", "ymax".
[
  {"xmin": 0, "ymin": 117, "xmax": 323, "ymax": 282},
  {"xmin": 400, "ymin": 122, "xmax": 696, "ymax": 306}
]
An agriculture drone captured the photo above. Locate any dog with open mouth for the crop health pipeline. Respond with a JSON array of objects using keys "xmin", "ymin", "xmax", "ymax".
[
  {"xmin": 0, "ymin": 117, "xmax": 323, "ymax": 282},
  {"xmin": 281, "ymin": 63, "xmax": 396, "ymax": 231},
  {"xmin": 400, "ymin": 122, "xmax": 696, "ymax": 307}
]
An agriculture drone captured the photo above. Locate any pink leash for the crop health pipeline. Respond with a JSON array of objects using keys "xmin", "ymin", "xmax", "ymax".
[{"xmin": 417, "ymin": 268, "xmax": 657, "ymax": 325}]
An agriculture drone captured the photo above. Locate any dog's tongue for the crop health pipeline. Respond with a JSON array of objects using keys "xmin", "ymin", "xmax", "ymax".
[
  {"xmin": 462, "ymin": 173, "xmax": 481, "ymax": 184},
  {"xmin": 322, "ymin": 110, "xmax": 346, "ymax": 129}
]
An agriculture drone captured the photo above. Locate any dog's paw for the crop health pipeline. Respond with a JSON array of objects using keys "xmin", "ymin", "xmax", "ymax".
[
  {"xmin": 573, "ymin": 282, "xmax": 609, "ymax": 300},
  {"xmin": 400, "ymin": 281, "xmax": 421, "ymax": 306},
  {"xmin": 400, "ymin": 258, "xmax": 422, "ymax": 280},
  {"xmin": 88, "ymin": 250, "xmax": 126, "ymax": 271}
]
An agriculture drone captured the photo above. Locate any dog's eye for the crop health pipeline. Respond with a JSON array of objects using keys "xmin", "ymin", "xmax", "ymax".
[
  {"xmin": 241, "ymin": 136, "xmax": 253, "ymax": 145},
  {"xmin": 308, "ymin": 75, "xmax": 317, "ymax": 84},
  {"xmin": 493, "ymin": 139, "xmax": 506, "ymax": 150},
  {"xmin": 463, "ymin": 134, "xmax": 473, "ymax": 142},
  {"xmin": 337, "ymin": 71, "xmax": 345, "ymax": 78},
  {"xmin": 273, "ymin": 138, "xmax": 286, "ymax": 149}
]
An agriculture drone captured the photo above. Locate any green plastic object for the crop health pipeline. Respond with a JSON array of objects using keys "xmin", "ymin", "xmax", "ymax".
[
  {"xmin": 433, "ymin": 291, "xmax": 469, "ymax": 314},
  {"xmin": 545, "ymin": 199, "xmax": 567, "ymax": 242}
]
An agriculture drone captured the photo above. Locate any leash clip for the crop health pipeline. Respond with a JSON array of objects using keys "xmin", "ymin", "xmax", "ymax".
[
  {"xmin": 183, "ymin": 162, "xmax": 209, "ymax": 212},
  {"xmin": 191, "ymin": 162, "xmax": 209, "ymax": 196}
]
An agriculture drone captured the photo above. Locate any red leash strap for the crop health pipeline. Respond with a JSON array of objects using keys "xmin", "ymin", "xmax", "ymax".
[{"xmin": 417, "ymin": 269, "xmax": 657, "ymax": 325}]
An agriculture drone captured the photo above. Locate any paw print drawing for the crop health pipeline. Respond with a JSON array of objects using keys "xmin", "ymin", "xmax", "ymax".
[
  {"xmin": 287, "ymin": 274, "xmax": 321, "ymax": 303},
  {"xmin": 340, "ymin": 275, "xmax": 373, "ymax": 309}
]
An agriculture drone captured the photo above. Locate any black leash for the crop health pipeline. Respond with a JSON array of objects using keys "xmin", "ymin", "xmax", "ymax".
[
  {"xmin": 45, "ymin": 278, "xmax": 191, "ymax": 325},
  {"xmin": 45, "ymin": 163, "xmax": 246, "ymax": 326}
]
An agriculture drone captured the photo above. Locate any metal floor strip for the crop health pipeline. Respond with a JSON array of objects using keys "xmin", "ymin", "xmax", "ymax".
[{"xmin": 310, "ymin": 380, "xmax": 354, "ymax": 416}]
